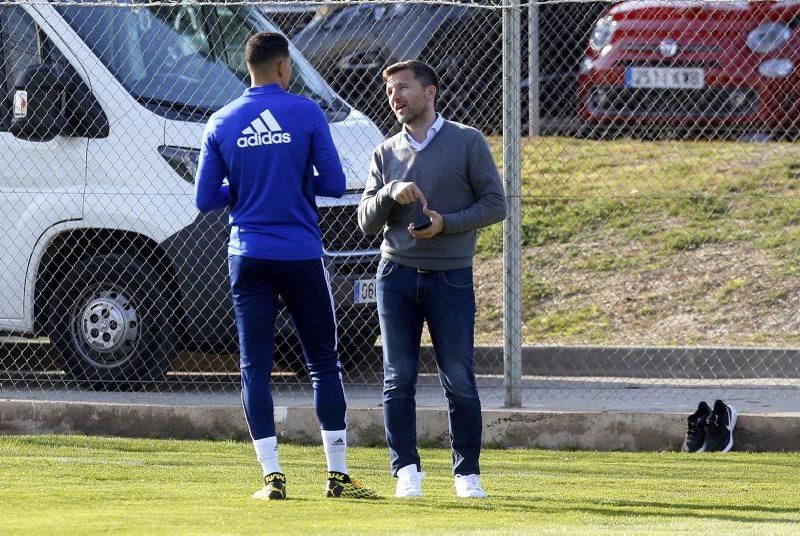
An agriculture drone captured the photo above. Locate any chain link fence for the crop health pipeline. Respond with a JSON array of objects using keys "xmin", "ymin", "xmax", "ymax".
[{"xmin": 0, "ymin": 0, "xmax": 798, "ymax": 406}]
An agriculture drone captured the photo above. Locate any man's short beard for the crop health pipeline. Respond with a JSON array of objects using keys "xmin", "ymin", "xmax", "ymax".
[{"xmin": 397, "ymin": 107, "xmax": 423, "ymax": 125}]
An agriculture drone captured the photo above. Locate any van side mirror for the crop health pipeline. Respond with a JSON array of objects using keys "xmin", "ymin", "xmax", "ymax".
[{"xmin": 10, "ymin": 63, "xmax": 67, "ymax": 142}]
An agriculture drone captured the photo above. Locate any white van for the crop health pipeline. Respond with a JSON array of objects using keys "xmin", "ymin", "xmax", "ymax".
[{"xmin": 0, "ymin": 2, "xmax": 383, "ymax": 385}]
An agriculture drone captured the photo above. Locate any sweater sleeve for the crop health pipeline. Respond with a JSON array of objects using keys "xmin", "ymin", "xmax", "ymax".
[
  {"xmin": 440, "ymin": 132, "xmax": 507, "ymax": 235},
  {"xmin": 194, "ymin": 118, "xmax": 231, "ymax": 213},
  {"xmin": 357, "ymin": 148, "xmax": 399, "ymax": 235},
  {"xmin": 310, "ymin": 104, "xmax": 346, "ymax": 198}
]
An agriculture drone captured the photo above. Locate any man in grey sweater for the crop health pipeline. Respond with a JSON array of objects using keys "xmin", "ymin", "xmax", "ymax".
[{"xmin": 358, "ymin": 60, "xmax": 506, "ymax": 499}]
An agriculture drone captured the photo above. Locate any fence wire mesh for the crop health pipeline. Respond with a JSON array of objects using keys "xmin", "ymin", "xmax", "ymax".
[{"xmin": 0, "ymin": 0, "xmax": 797, "ymax": 406}]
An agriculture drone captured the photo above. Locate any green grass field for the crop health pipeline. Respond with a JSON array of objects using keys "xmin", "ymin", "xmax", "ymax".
[
  {"xmin": 472, "ymin": 137, "xmax": 800, "ymax": 346},
  {"xmin": 2, "ymin": 436, "xmax": 800, "ymax": 534},
  {"xmin": 482, "ymin": 137, "xmax": 799, "ymax": 257}
]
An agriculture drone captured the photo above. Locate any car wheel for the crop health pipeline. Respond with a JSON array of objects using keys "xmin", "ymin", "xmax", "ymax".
[{"xmin": 48, "ymin": 253, "xmax": 178, "ymax": 388}]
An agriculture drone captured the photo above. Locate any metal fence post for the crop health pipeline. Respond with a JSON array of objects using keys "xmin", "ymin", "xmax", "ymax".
[
  {"xmin": 528, "ymin": 1, "xmax": 540, "ymax": 137},
  {"xmin": 503, "ymin": 0, "xmax": 522, "ymax": 408}
]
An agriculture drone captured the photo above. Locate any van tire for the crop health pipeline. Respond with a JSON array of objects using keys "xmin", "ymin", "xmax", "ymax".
[{"xmin": 47, "ymin": 253, "xmax": 178, "ymax": 388}]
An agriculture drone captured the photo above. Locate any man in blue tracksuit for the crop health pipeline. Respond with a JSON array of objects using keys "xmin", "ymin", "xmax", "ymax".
[{"xmin": 194, "ymin": 32, "xmax": 376, "ymax": 501}]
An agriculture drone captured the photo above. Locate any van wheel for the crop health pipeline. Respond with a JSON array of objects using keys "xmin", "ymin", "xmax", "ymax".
[{"xmin": 47, "ymin": 254, "xmax": 178, "ymax": 388}]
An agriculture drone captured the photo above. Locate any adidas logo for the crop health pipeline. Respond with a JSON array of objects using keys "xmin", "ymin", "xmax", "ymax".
[
  {"xmin": 332, "ymin": 438, "xmax": 345, "ymax": 446},
  {"xmin": 236, "ymin": 108, "xmax": 292, "ymax": 148}
]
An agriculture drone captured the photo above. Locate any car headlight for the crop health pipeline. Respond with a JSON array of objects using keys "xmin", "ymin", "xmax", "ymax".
[
  {"xmin": 759, "ymin": 58, "xmax": 793, "ymax": 78},
  {"xmin": 746, "ymin": 22, "xmax": 791, "ymax": 54},
  {"xmin": 159, "ymin": 145, "xmax": 199, "ymax": 184},
  {"xmin": 590, "ymin": 16, "xmax": 617, "ymax": 52}
]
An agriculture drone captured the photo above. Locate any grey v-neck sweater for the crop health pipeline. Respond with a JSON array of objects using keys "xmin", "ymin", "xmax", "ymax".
[{"xmin": 357, "ymin": 120, "xmax": 507, "ymax": 271}]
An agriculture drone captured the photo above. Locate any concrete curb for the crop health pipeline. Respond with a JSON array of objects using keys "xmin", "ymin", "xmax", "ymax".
[
  {"xmin": 454, "ymin": 346, "xmax": 800, "ymax": 378},
  {"xmin": 2, "ymin": 399, "xmax": 798, "ymax": 451}
]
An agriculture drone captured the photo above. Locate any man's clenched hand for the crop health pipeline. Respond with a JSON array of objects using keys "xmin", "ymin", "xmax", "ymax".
[{"xmin": 408, "ymin": 205, "xmax": 443, "ymax": 239}]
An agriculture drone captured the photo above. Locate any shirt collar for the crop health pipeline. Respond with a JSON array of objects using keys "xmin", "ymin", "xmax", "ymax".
[
  {"xmin": 244, "ymin": 83, "xmax": 284, "ymax": 96},
  {"xmin": 403, "ymin": 113, "xmax": 444, "ymax": 149}
]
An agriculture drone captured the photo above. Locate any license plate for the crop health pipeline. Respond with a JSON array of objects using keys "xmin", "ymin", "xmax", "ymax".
[
  {"xmin": 624, "ymin": 67, "xmax": 705, "ymax": 89},
  {"xmin": 13, "ymin": 90, "xmax": 27, "ymax": 118},
  {"xmin": 353, "ymin": 279, "xmax": 376, "ymax": 304}
]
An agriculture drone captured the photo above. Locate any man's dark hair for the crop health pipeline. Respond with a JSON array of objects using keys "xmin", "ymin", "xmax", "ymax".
[
  {"xmin": 382, "ymin": 60, "xmax": 440, "ymax": 102},
  {"xmin": 246, "ymin": 32, "xmax": 290, "ymax": 66}
]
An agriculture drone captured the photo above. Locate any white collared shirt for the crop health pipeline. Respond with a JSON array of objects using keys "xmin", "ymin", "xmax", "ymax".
[{"xmin": 403, "ymin": 113, "xmax": 444, "ymax": 151}]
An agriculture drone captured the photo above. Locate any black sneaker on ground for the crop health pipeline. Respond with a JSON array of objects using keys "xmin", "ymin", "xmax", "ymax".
[
  {"xmin": 325, "ymin": 471, "xmax": 378, "ymax": 499},
  {"xmin": 705, "ymin": 399, "xmax": 737, "ymax": 453},
  {"xmin": 252, "ymin": 472, "xmax": 287, "ymax": 500},
  {"xmin": 682, "ymin": 401, "xmax": 712, "ymax": 452}
]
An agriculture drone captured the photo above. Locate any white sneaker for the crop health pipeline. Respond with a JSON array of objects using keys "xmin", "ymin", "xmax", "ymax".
[
  {"xmin": 395, "ymin": 464, "xmax": 424, "ymax": 497},
  {"xmin": 454, "ymin": 474, "xmax": 487, "ymax": 498}
]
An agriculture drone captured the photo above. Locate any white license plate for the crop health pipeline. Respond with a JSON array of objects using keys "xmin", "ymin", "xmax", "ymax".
[
  {"xmin": 625, "ymin": 67, "xmax": 705, "ymax": 89},
  {"xmin": 353, "ymin": 279, "xmax": 376, "ymax": 304}
]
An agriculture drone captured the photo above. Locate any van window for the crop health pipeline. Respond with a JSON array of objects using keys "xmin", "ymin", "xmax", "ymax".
[
  {"xmin": 56, "ymin": 3, "xmax": 349, "ymax": 122},
  {"xmin": 0, "ymin": 5, "xmax": 42, "ymax": 128},
  {"xmin": 212, "ymin": 5, "xmax": 349, "ymax": 114},
  {"xmin": 168, "ymin": 4, "xmax": 211, "ymax": 57}
]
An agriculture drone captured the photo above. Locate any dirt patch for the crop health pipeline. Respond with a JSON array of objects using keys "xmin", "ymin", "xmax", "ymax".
[{"xmin": 474, "ymin": 241, "xmax": 800, "ymax": 347}]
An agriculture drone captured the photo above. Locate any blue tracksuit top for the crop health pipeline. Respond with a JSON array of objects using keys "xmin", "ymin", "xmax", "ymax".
[{"xmin": 194, "ymin": 83, "xmax": 345, "ymax": 260}]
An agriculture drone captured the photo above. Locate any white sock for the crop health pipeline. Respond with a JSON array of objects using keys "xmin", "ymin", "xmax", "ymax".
[
  {"xmin": 321, "ymin": 429, "xmax": 348, "ymax": 474},
  {"xmin": 253, "ymin": 436, "xmax": 282, "ymax": 476}
]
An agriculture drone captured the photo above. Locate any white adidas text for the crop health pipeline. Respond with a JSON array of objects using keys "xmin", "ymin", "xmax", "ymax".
[
  {"xmin": 236, "ymin": 108, "xmax": 292, "ymax": 148},
  {"xmin": 237, "ymin": 132, "xmax": 292, "ymax": 147}
]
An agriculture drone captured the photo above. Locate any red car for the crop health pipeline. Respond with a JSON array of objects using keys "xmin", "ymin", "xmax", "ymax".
[{"xmin": 578, "ymin": 0, "xmax": 800, "ymax": 135}]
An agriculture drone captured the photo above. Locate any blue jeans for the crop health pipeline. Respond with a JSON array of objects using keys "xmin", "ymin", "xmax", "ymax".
[
  {"xmin": 377, "ymin": 258, "xmax": 481, "ymax": 476},
  {"xmin": 229, "ymin": 255, "xmax": 346, "ymax": 440}
]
